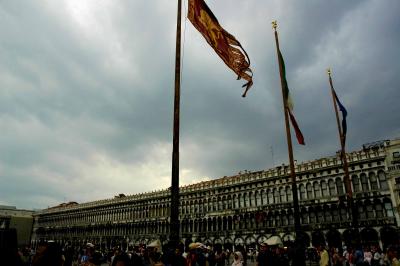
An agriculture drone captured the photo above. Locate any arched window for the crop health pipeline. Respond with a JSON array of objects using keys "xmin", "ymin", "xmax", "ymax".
[
  {"xmin": 321, "ymin": 181, "xmax": 328, "ymax": 197},
  {"xmin": 378, "ymin": 171, "xmax": 389, "ymax": 190},
  {"xmin": 268, "ymin": 189, "xmax": 274, "ymax": 204},
  {"xmin": 306, "ymin": 183, "xmax": 313, "ymax": 199},
  {"xmin": 249, "ymin": 193, "xmax": 254, "ymax": 207},
  {"xmin": 336, "ymin": 178, "xmax": 344, "ymax": 196},
  {"xmin": 221, "ymin": 198, "xmax": 226, "ymax": 210},
  {"xmin": 262, "ymin": 190, "xmax": 268, "ymax": 205},
  {"xmin": 274, "ymin": 189, "xmax": 280, "ymax": 203},
  {"xmin": 360, "ymin": 173, "xmax": 369, "ymax": 191},
  {"xmin": 299, "ymin": 184, "xmax": 306, "ymax": 200},
  {"xmin": 369, "ymin": 172, "xmax": 378, "ymax": 190},
  {"xmin": 234, "ymin": 196, "xmax": 239, "ymax": 209},
  {"xmin": 239, "ymin": 194, "xmax": 244, "ymax": 208},
  {"xmin": 244, "ymin": 193, "xmax": 249, "ymax": 207},
  {"xmin": 256, "ymin": 192, "xmax": 262, "ymax": 206},
  {"xmin": 314, "ymin": 182, "xmax": 321, "ymax": 198},
  {"xmin": 252, "ymin": 192, "xmax": 257, "ymax": 207},
  {"xmin": 218, "ymin": 198, "xmax": 223, "ymax": 211},
  {"xmin": 352, "ymin": 175, "xmax": 360, "ymax": 193},
  {"xmin": 280, "ymin": 187, "xmax": 286, "ymax": 203},
  {"xmin": 286, "ymin": 186, "xmax": 292, "ymax": 202},
  {"xmin": 328, "ymin": 179, "xmax": 336, "ymax": 196}
]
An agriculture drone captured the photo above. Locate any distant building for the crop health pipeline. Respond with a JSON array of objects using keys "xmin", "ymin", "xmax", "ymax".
[
  {"xmin": 0, "ymin": 206, "xmax": 34, "ymax": 247},
  {"xmin": 31, "ymin": 138, "xmax": 400, "ymax": 250}
]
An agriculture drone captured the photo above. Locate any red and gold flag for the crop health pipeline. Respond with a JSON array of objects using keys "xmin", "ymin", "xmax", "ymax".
[{"xmin": 188, "ymin": 0, "xmax": 253, "ymax": 97}]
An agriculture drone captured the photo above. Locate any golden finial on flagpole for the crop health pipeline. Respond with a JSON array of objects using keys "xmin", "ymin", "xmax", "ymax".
[
  {"xmin": 327, "ymin": 68, "xmax": 332, "ymax": 76},
  {"xmin": 272, "ymin": 20, "xmax": 277, "ymax": 30}
]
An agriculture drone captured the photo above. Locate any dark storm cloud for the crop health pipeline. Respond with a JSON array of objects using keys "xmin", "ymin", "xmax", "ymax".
[{"xmin": 0, "ymin": 0, "xmax": 399, "ymax": 209}]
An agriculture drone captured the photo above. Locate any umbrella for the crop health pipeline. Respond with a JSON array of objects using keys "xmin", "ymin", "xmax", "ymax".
[
  {"xmin": 265, "ymin": 236, "xmax": 283, "ymax": 246},
  {"xmin": 189, "ymin": 242, "xmax": 205, "ymax": 250}
]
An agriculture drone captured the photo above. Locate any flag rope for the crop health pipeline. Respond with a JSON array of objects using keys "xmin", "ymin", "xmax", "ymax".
[{"xmin": 180, "ymin": 0, "xmax": 188, "ymax": 88}]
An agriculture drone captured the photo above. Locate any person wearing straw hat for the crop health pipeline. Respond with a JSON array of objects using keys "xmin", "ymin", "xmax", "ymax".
[{"xmin": 186, "ymin": 242, "xmax": 206, "ymax": 266}]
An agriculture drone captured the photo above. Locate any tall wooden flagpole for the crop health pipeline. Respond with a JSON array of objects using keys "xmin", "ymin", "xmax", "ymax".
[
  {"xmin": 272, "ymin": 21, "xmax": 301, "ymax": 235},
  {"xmin": 327, "ymin": 69, "xmax": 358, "ymax": 228},
  {"xmin": 170, "ymin": 0, "xmax": 182, "ymax": 244}
]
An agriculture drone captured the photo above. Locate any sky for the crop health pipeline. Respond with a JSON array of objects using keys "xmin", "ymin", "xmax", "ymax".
[{"xmin": 0, "ymin": 0, "xmax": 399, "ymax": 210}]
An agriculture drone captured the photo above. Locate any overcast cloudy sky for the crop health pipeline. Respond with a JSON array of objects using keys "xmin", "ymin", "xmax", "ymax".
[{"xmin": 0, "ymin": 0, "xmax": 399, "ymax": 210}]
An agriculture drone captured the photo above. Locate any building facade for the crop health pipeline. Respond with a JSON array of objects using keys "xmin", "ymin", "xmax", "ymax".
[
  {"xmin": 0, "ymin": 206, "xmax": 34, "ymax": 247},
  {"xmin": 31, "ymin": 139, "xmax": 400, "ymax": 250}
]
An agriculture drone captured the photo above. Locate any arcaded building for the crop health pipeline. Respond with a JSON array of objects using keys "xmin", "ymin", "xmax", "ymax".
[{"xmin": 31, "ymin": 138, "xmax": 400, "ymax": 249}]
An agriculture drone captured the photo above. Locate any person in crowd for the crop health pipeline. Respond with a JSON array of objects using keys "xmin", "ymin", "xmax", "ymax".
[
  {"xmin": 171, "ymin": 247, "xmax": 186, "ymax": 266},
  {"xmin": 353, "ymin": 246, "xmax": 365, "ymax": 266},
  {"xmin": 131, "ymin": 246, "xmax": 144, "ymax": 266},
  {"xmin": 386, "ymin": 246, "xmax": 400, "ymax": 266},
  {"xmin": 372, "ymin": 246, "xmax": 383, "ymax": 266},
  {"xmin": 257, "ymin": 242, "xmax": 281, "ymax": 266},
  {"xmin": 145, "ymin": 240, "xmax": 164, "ymax": 266},
  {"xmin": 256, "ymin": 243, "xmax": 268, "ymax": 266},
  {"xmin": 206, "ymin": 247, "xmax": 216, "ymax": 266},
  {"xmin": 110, "ymin": 248, "xmax": 122, "ymax": 266},
  {"xmin": 290, "ymin": 239, "xmax": 306, "ymax": 266},
  {"xmin": 186, "ymin": 244, "xmax": 207, "ymax": 266},
  {"xmin": 80, "ymin": 243, "xmax": 102, "ymax": 266},
  {"xmin": 63, "ymin": 243, "xmax": 74, "ymax": 266},
  {"xmin": 20, "ymin": 246, "xmax": 32, "ymax": 266},
  {"xmin": 32, "ymin": 241, "xmax": 65, "ymax": 266},
  {"xmin": 235, "ymin": 246, "xmax": 247, "ymax": 266},
  {"xmin": 331, "ymin": 248, "xmax": 342, "ymax": 266},
  {"xmin": 141, "ymin": 248, "xmax": 151, "ymax": 266},
  {"xmin": 317, "ymin": 244, "xmax": 330, "ymax": 266},
  {"xmin": 111, "ymin": 253, "xmax": 132, "ymax": 266},
  {"xmin": 215, "ymin": 246, "xmax": 226, "ymax": 266},
  {"xmin": 343, "ymin": 246, "xmax": 354, "ymax": 266},
  {"xmin": 275, "ymin": 247, "xmax": 289, "ymax": 266},
  {"xmin": 226, "ymin": 249, "xmax": 233, "ymax": 265},
  {"xmin": 232, "ymin": 251, "xmax": 243, "ymax": 266},
  {"xmin": 364, "ymin": 247, "xmax": 373, "ymax": 266}
]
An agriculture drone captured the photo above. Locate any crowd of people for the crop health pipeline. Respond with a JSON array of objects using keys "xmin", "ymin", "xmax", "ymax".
[
  {"xmin": 315, "ymin": 244, "xmax": 400, "ymax": 266},
  {"xmin": 2, "ymin": 240, "xmax": 399, "ymax": 266}
]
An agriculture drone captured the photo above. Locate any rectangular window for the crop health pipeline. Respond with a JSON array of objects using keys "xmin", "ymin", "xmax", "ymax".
[
  {"xmin": 375, "ymin": 204, "xmax": 383, "ymax": 218},
  {"xmin": 385, "ymin": 203, "xmax": 394, "ymax": 217},
  {"xmin": 366, "ymin": 205, "xmax": 374, "ymax": 219},
  {"xmin": 309, "ymin": 212, "xmax": 316, "ymax": 224},
  {"xmin": 332, "ymin": 210, "xmax": 340, "ymax": 222},
  {"xmin": 301, "ymin": 212, "xmax": 308, "ymax": 224},
  {"xmin": 358, "ymin": 206, "xmax": 366, "ymax": 220}
]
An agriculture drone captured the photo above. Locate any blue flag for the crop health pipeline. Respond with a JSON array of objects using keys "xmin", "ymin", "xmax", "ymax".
[{"xmin": 333, "ymin": 89, "xmax": 348, "ymax": 146}]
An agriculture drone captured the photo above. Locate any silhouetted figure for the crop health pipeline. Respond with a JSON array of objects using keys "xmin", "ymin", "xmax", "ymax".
[{"xmin": 32, "ymin": 241, "xmax": 64, "ymax": 266}]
